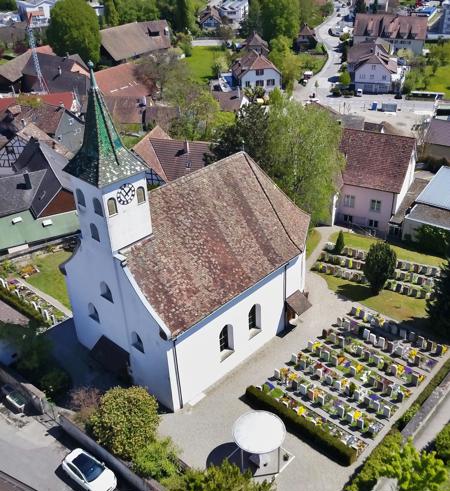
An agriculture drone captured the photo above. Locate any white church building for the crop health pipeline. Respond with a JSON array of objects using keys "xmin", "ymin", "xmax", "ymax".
[{"xmin": 61, "ymin": 64, "xmax": 311, "ymax": 411}]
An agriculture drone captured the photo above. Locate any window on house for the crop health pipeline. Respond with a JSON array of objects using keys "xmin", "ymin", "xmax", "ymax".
[
  {"xmin": 371, "ymin": 65, "xmax": 376, "ymax": 70},
  {"xmin": 370, "ymin": 199, "xmax": 381, "ymax": 212},
  {"xmin": 100, "ymin": 282, "xmax": 113, "ymax": 302},
  {"xmin": 219, "ymin": 325, "xmax": 232, "ymax": 352},
  {"xmin": 369, "ymin": 219, "xmax": 379, "ymax": 228},
  {"xmin": 266, "ymin": 79, "xmax": 275, "ymax": 86},
  {"xmin": 131, "ymin": 332, "xmax": 144, "ymax": 353},
  {"xmin": 344, "ymin": 214, "xmax": 353, "ymax": 224},
  {"xmin": 136, "ymin": 186, "xmax": 146, "ymax": 204},
  {"xmin": 256, "ymin": 80, "xmax": 264, "ymax": 87},
  {"xmin": 360, "ymin": 74, "xmax": 366, "ymax": 79},
  {"xmin": 88, "ymin": 303, "xmax": 99, "ymax": 322},
  {"xmin": 256, "ymin": 69, "xmax": 264, "ymax": 76},
  {"xmin": 382, "ymin": 75, "xmax": 387, "ymax": 80},
  {"xmin": 93, "ymin": 198, "xmax": 103, "ymax": 216},
  {"xmin": 370, "ymin": 74, "xmax": 374, "ymax": 80},
  {"xmin": 90, "ymin": 223, "xmax": 100, "ymax": 242},
  {"xmin": 76, "ymin": 189, "xmax": 86, "ymax": 208},
  {"xmin": 245, "ymin": 81, "xmax": 251, "ymax": 87},
  {"xmin": 107, "ymin": 197, "xmax": 118, "ymax": 216},
  {"xmin": 343, "ymin": 195, "xmax": 355, "ymax": 208}
]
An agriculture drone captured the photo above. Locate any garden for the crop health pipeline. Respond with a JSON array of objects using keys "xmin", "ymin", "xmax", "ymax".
[{"xmin": 247, "ymin": 304, "xmax": 448, "ymax": 465}]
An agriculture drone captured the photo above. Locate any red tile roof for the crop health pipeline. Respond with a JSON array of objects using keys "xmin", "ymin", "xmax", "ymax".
[
  {"xmin": 232, "ymin": 50, "xmax": 280, "ymax": 79},
  {"xmin": 340, "ymin": 128, "xmax": 416, "ymax": 193},
  {"xmin": 0, "ymin": 92, "xmax": 75, "ymax": 112},
  {"xmin": 354, "ymin": 14, "xmax": 427, "ymax": 41},
  {"xmin": 126, "ymin": 152, "xmax": 310, "ymax": 336},
  {"xmin": 95, "ymin": 63, "xmax": 152, "ymax": 98}
]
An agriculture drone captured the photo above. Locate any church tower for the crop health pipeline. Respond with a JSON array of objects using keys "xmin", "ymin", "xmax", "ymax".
[{"xmin": 64, "ymin": 62, "xmax": 151, "ymax": 252}]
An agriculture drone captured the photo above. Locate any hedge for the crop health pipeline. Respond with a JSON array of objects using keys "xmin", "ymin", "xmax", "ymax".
[
  {"xmin": 395, "ymin": 358, "xmax": 450, "ymax": 431},
  {"xmin": 0, "ymin": 284, "xmax": 47, "ymax": 326},
  {"xmin": 245, "ymin": 386, "xmax": 358, "ymax": 466}
]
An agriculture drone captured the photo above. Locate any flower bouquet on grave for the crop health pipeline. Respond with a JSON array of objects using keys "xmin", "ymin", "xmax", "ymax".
[
  {"xmin": 443, "ymin": 346, "xmax": 448, "ymax": 354},
  {"xmin": 280, "ymin": 367, "xmax": 289, "ymax": 384},
  {"xmin": 297, "ymin": 405, "xmax": 306, "ymax": 417}
]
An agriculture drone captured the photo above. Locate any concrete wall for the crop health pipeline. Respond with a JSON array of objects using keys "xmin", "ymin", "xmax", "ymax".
[{"xmin": 240, "ymin": 68, "xmax": 281, "ymax": 92}]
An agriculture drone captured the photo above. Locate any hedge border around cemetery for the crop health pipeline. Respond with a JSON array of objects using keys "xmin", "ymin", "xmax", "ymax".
[
  {"xmin": 245, "ymin": 385, "xmax": 358, "ymax": 466},
  {"xmin": 0, "ymin": 284, "xmax": 46, "ymax": 325}
]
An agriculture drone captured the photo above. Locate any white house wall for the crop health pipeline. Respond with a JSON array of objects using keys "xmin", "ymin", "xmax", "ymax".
[
  {"xmin": 392, "ymin": 152, "xmax": 416, "ymax": 214},
  {"xmin": 354, "ymin": 62, "xmax": 392, "ymax": 93},
  {"xmin": 240, "ymin": 68, "xmax": 281, "ymax": 92}
]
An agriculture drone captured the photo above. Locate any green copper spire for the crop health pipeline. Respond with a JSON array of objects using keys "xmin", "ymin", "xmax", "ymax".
[{"xmin": 64, "ymin": 61, "xmax": 147, "ymax": 188}]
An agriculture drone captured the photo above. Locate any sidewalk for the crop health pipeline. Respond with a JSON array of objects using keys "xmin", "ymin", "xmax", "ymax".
[{"xmin": 19, "ymin": 279, "xmax": 72, "ymax": 317}]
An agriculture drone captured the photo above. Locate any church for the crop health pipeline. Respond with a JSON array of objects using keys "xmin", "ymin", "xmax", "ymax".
[{"xmin": 61, "ymin": 64, "xmax": 310, "ymax": 411}]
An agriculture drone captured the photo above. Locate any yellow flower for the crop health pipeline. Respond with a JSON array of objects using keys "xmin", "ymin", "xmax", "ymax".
[{"xmin": 297, "ymin": 406, "xmax": 305, "ymax": 416}]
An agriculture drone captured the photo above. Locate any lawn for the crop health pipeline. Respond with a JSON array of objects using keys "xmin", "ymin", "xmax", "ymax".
[
  {"xmin": 306, "ymin": 229, "xmax": 321, "ymax": 258},
  {"xmin": 319, "ymin": 273, "xmax": 427, "ymax": 323},
  {"xmin": 297, "ymin": 53, "xmax": 327, "ymax": 75},
  {"xmin": 122, "ymin": 135, "xmax": 142, "ymax": 148},
  {"xmin": 329, "ymin": 232, "xmax": 444, "ymax": 268},
  {"xmin": 425, "ymin": 64, "xmax": 450, "ymax": 100},
  {"xmin": 25, "ymin": 251, "xmax": 72, "ymax": 309},
  {"xmin": 186, "ymin": 46, "xmax": 224, "ymax": 84}
]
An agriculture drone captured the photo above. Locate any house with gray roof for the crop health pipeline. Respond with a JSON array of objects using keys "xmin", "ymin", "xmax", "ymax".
[{"xmin": 422, "ymin": 118, "xmax": 450, "ymax": 165}]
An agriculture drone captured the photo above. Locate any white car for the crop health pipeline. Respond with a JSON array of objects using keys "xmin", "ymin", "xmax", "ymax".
[{"xmin": 61, "ymin": 448, "xmax": 117, "ymax": 491}]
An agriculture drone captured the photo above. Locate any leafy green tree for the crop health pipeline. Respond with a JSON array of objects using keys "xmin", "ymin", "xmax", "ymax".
[
  {"xmin": 104, "ymin": 0, "xmax": 119, "ymax": 26},
  {"xmin": 363, "ymin": 242, "xmax": 397, "ymax": 294},
  {"xmin": 354, "ymin": 0, "xmax": 367, "ymax": 13},
  {"xmin": 239, "ymin": 0, "xmax": 262, "ymax": 37},
  {"xmin": 0, "ymin": 0, "xmax": 16, "ymax": 10},
  {"xmin": 414, "ymin": 224, "xmax": 450, "ymax": 257},
  {"xmin": 334, "ymin": 230, "xmax": 345, "ymax": 254},
  {"xmin": 88, "ymin": 386, "xmax": 160, "ymax": 460},
  {"xmin": 260, "ymin": 0, "xmax": 300, "ymax": 42},
  {"xmin": 436, "ymin": 424, "xmax": 450, "ymax": 462},
  {"xmin": 269, "ymin": 36, "xmax": 301, "ymax": 93},
  {"xmin": 175, "ymin": 0, "xmax": 195, "ymax": 32},
  {"xmin": 299, "ymin": 0, "xmax": 316, "ymax": 26},
  {"xmin": 378, "ymin": 438, "xmax": 447, "ymax": 491},
  {"xmin": 47, "ymin": 0, "xmax": 100, "ymax": 64},
  {"xmin": 426, "ymin": 251, "xmax": 450, "ymax": 336},
  {"xmin": 339, "ymin": 69, "xmax": 351, "ymax": 87},
  {"xmin": 132, "ymin": 438, "xmax": 179, "ymax": 481}
]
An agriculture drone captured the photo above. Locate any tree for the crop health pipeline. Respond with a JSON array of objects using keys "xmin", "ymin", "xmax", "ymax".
[
  {"xmin": 334, "ymin": 230, "xmax": 345, "ymax": 254},
  {"xmin": 414, "ymin": 224, "xmax": 450, "ymax": 257},
  {"xmin": 363, "ymin": 242, "xmax": 397, "ymax": 294},
  {"xmin": 339, "ymin": 69, "xmax": 351, "ymax": 87},
  {"xmin": 169, "ymin": 460, "xmax": 275, "ymax": 491},
  {"xmin": 104, "ymin": 0, "xmax": 119, "ymax": 26},
  {"xmin": 88, "ymin": 386, "xmax": 160, "ymax": 460},
  {"xmin": 175, "ymin": 0, "xmax": 195, "ymax": 32},
  {"xmin": 354, "ymin": 0, "xmax": 367, "ymax": 13},
  {"xmin": 239, "ymin": 0, "xmax": 262, "ymax": 37},
  {"xmin": 299, "ymin": 0, "xmax": 316, "ymax": 26},
  {"xmin": 269, "ymin": 36, "xmax": 301, "ymax": 93},
  {"xmin": 260, "ymin": 0, "xmax": 300, "ymax": 42},
  {"xmin": 426, "ymin": 251, "xmax": 450, "ymax": 336},
  {"xmin": 132, "ymin": 438, "xmax": 179, "ymax": 481},
  {"xmin": 378, "ymin": 438, "xmax": 447, "ymax": 491},
  {"xmin": 436, "ymin": 424, "xmax": 450, "ymax": 463},
  {"xmin": 47, "ymin": 0, "xmax": 100, "ymax": 64},
  {"xmin": 0, "ymin": 0, "xmax": 15, "ymax": 10},
  {"xmin": 370, "ymin": 0, "xmax": 378, "ymax": 13}
]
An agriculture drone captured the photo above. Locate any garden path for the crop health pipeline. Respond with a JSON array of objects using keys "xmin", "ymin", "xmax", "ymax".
[{"xmin": 19, "ymin": 279, "xmax": 72, "ymax": 317}]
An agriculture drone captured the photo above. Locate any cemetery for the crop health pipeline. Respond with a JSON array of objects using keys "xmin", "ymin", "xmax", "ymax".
[
  {"xmin": 248, "ymin": 304, "xmax": 448, "ymax": 463},
  {"xmin": 313, "ymin": 243, "xmax": 440, "ymax": 300}
]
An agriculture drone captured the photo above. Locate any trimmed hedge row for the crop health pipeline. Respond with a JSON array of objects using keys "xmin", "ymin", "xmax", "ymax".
[
  {"xmin": 245, "ymin": 386, "xmax": 357, "ymax": 466},
  {"xmin": 395, "ymin": 358, "xmax": 450, "ymax": 431},
  {"xmin": 0, "ymin": 285, "xmax": 47, "ymax": 325}
]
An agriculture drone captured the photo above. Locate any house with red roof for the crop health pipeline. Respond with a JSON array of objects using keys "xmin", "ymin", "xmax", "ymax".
[{"xmin": 231, "ymin": 50, "xmax": 281, "ymax": 92}]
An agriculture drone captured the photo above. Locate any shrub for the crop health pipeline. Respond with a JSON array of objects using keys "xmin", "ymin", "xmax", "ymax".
[
  {"xmin": 363, "ymin": 243, "xmax": 397, "ymax": 294},
  {"xmin": 132, "ymin": 438, "xmax": 179, "ymax": 481},
  {"xmin": 331, "ymin": 86, "xmax": 342, "ymax": 96},
  {"xmin": 0, "ymin": 285, "xmax": 48, "ymax": 325},
  {"xmin": 88, "ymin": 386, "xmax": 160, "ymax": 460},
  {"xmin": 436, "ymin": 424, "xmax": 450, "ymax": 462},
  {"xmin": 39, "ymin": 367, "xmax": 71, "ymax": 398},
  {"xmin": 395, "ymin": 403, "xmax": 419, "ymax": 431},
  {"xmin": 334, "ymin": 230, "xmax": 345, "ymax": 254},
  {"xmin": 245, "ymin": 386, "xmax": 357, "ymax": 466},
  {"xmin": 70, "ymin": 387, "xmax": 101, "ymax": 426}
]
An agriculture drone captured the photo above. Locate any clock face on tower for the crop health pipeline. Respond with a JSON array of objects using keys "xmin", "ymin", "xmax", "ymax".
[{"xmin": 116, "ymin": 183, "xmax": 135, "ymax": 205}]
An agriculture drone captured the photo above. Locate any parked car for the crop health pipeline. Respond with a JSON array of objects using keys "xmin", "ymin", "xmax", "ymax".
[
  {"xmin": 394, "ymin": 93, "xmax": 403, "ymax": 99},
  {"xmin": 61, "ymin": 449, "xmax": 117, "ymax": 491},
  {"xmin": 356, "ymin": 88, "xmax": 363, "ymax": 97},
  {"xmin": 1, "ymin": 384, "xmax": 27, "ymax": 413}
]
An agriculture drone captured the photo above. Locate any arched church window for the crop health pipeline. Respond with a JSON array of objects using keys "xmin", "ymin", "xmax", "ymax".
[
  {"xmin": 137, "ymin": 186, "xmax": 146, "ymax": 204},
  {"xmin": 219, "ymin": 325, "xmax": 232, "ymax": 352},
  {"xmin": 107, "ymin": 197, "xmax": 118, "ymax": 216},
  {"xmin": 100, "ymin": 282, "xmax": 113, "ymax": 302},
  {"xmin": 131, "ymin": 332, "xmax": 144, "ymax": 353},
  {"xmin": 76, "ymin": 189, "xmax": 86, "ymax": 207},
  {"xmin": 90, "ymin": 223, "xmax": 100, "ymax": 242},
  {"xmin": 93, "ymin": 198, "xmax": 103, "ymax": 216},
  {"xmin": 88, "ymin": 303, "xmax": 99, "ymax": 322}
]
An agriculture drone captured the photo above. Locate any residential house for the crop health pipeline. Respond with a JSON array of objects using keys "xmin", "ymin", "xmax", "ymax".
[
  {"xmin": 0, "ymin": 101, "xmax": 84, "ymax": 153},
  {"xmin": 218, "ymin": 0, "xmax": 248, "ymax": 24},
  {"xmin": 347, "ymin": 41, "xmax": 405, "ymax": 93},
  {"xmin": 335, "ymin": 128, "xmax": 416, "ymax": 235},
  {"xmin": 295, "ymin": 24, "xmax": 318, "ymax": 52},
  {"xmin": 0, "ymin": 139, "xmax": 78, "ymax": 254},
  {"xmin": 0, "ymin": 92, "xmax": 79, "ymax": 114},
  {"xmin": 61, "ymin": 67, "xmax": 310, "ymax": 411},
  {"xmin": 0, "ymin": 12, "xmax": 21, "ymax": 26},
  {"xmin": 421, "ymin": 118, "xmax": 450, "ymax": 165},
  {"xmin": 242, "ymin": 32, "xmax": 269, "ymax": 56},
  {"xmin": 132, "ymin": 126, "xmax": 212, "ymax": 185},
  {"xmin": 95, "ymin": 63, "xmax": 152, "ymax": 98},
  {"xmin": 100, "ymin": 20, "xmax": 171, "ymax": 64},
  {"xmin": 211, "ymin": 88, "xmax": 248, "ymax": 112},
  {"xmin": 199, "ymin": 6, "xmax": 222, "ymax": 30},
  {"xmin": 401, "ymin": 166, "xmax": 450, "ymax": 239},
  {"xmin": 15, "ymin": 0, "xmax": 57, "ymax": 26},
  {"xmin": 0, "ymin": 21, "xmax": 27, "ymax": 47},
  {"xmin": 353, "ymin": 14, "xmax": 428, "ymax": 55},
  {"xmin": 231, "ymin": 50, "xmax": 281, "ymax": 92}
]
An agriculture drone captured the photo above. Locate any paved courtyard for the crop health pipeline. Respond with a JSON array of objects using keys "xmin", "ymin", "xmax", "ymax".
[{"xmin": 159, "ymin": 227, "xmax": 449, "ymax": 491}]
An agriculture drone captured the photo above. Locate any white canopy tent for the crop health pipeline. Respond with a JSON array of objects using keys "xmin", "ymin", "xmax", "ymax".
[{"xmin": 232, "ymin": 411, "xmax": 286, "ymax": 474}]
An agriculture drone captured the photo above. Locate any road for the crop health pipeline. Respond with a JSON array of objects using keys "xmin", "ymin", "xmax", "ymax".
[{"xmin": 293, "ymin": 3, "xmax": 436, "ymax": 133}]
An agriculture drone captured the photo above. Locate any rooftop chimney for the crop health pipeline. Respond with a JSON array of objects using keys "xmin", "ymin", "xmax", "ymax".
[
  {"xmin": 184, "ymin": 139, "xmax": 190, "ymax": 155},
  {"xmin": 23, "ymin": 172, "xmax": 31, "ymax": 190}
]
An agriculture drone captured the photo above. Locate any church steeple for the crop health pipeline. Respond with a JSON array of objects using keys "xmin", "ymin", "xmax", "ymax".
[{"xmin": 64, "ymin": 61, "xmax": 147, "ymax": 188}]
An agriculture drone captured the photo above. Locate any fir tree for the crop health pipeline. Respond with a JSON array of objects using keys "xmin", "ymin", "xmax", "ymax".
[{"xmin": 427, "ymin": 251, "xmax": 450, "ymax": 337}]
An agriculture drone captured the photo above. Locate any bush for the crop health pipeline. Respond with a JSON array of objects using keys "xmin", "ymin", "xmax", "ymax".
[
  {"xmin": 245, "ymin": 386, "xmax": 357, "ymax": 466},
  {"xmin": 39, "ymin": 367, "xmax": 71, "ymax": 398},
  {"xmin": 0, "ymin": 285, "xmax": 48, "ymax": 325},
  {"xmin": 436, "ymin": 424, "xmax": 450, "ymax": 462},
  {"xmin": 414, "ymin": 224, "xmax": 450, "ymax": 257},
  {"xmin": 334, "ymin": 230, "xmax": 345, "ymax": 254},
  {"xmin": 395, "ymin": 403, "xmax": 419, "ymax": 431},
  {"xmin": 88, "ymin": 386, "xmax": 160, "ymax": 460},
  {"xmin": 331, "ymin": 86, "xmax": 342, "ymax": 96},
  {"xmin": 363, "ymin": 243, "xmax": 397, "ymax": 294},
  {"xmin": 132, "ymin": 438, "xmax": 179, "ymax": 481},
  {"xmin": 70, "ymin": 387, "xmax": 101, "ymax": 426}
]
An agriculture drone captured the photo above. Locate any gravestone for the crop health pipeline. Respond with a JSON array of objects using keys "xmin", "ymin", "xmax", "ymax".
[
  {"xmin": 307, "ymin": 341, "xmax": 314, "ymax": 351},
  {"xmin": 307, "ymin": 388, "xmax": 316, "ymax": 402},
  {"xmin": 334, "ymin": 380, "xmax": 342, "ymax": 392},
  {"xmin": 372, "ymin": 400, "xmax": 380, "ymax": 413},
  {"xmin": 322, "ymin": 329, "xmax": 329, "ymax": 339},
  {"xmin": 299, "ymin": 359, "xmax": 307, "ymax": 370},
  {"xmin": 337, "ymin": 405, "xmax": 345, "ymax": 418},
  {"xmin": 330, "ymin": 332, "xmax": 337, "ymax": 345},
  {"xmin": 436, "ymin": 344, "xmax": 444, "ymax": 356},
  {"xmin": 373, "ymin": 355, "xmax": 381, "ymax": 367},
  {"xmin": 291, "ymin": 353, "xmax": 298, "ymax": 364},
  {"xmin": 356, "ymin": 345, "xmax": 364, "ymax": 357},
  {"xmin": 343, "ymin": 319, "xmax": 351, "ymax": 330},
  {"xmin": 299, "ymin": 384, "xmax": 308, "ymax": 395},
  {"xmin": 357, "ymin": 418, "xmax": 364, "ymax": 430},
  {"xmin": 411, "ymin": 373, "xmax": 419, "ymax": 386},
  {"xmin": 397, "ymin": 391, "xmax": 404, "ymax": 402},
  {"xmin": 338, "ymin": 336, "xmax": 345, "ymax": 348},
  {"xmin": 346, "ymin": 412, "xmax": 354, "ymax": 424},
  {"xmin": 414, "ymin": 354, "xmax": 421, "ymax": 366},
  {"xmin": 390, "ymin": 324, "xmax": 398, "ymax": 335},
  {"xmin": 383, "ymin": 406, "xmax": 391, "ymax": 418},
  {"xmin": 369, "ymin": 333, "xmax": 377, "ymax": 345},
  {"xmin": 50, "ymin": 314, "xmax": 56, "ymax": 325},
  {"xmin": 354, "ymin": 390, "xmax": 361, "ymax": 401},
  {"xmin": 378, "ymin": 337, "xmax": 386, "ymax": 350},
  {"xmin": 318, "ymin": 394, "xmax": 326, "ymax": 406},
  {"xmin": 426, "ymin": 340, "xmax": 433, "ymax": 352},
  {"xmin": 322, "ymin": 351, "xmax": 330, "ymax": 362},
  {"xmin": 274, "ymin": 369, "xmax": 281, "ymax": 380},
  {"xmin": 363, "ymin": 350, "xmax": 371, "ymax": 361},
  {"xmin": 408, "ymin": 331, "xmax": 416, "ymax": 342},
  {"xmin": 331, "ymin": 355, "xmax": 338, "ymax": 366},
  {"xmin": 292, "ymin": 380, "xmax": 299, "ymax": 391},
  {"xmin": 325, "ymin": 374, "xmax": 333, "ymax": 385},
  {"xmin": 363, "ymin": 328, "xmax": 370, "ymax": 341},
  {"xmin": 363, "ymin": 395, "xmax": 371, "ymax": 407},
  {"xmin": 349, "ymin": 366, "xmax": 357, "ymax": 377},
  {"xmin": 390, "ymin": 364, "xmax": 398, "ymax": 377},
  {"xmin": 395, "ymin": 345, "xmax": 404, "ymax": 356},
  {"xmin": 417, "ymin": 336, "xmax": 426, "ymax": 349},
  {"xmin": 316, "ymin": 368, "xmax": 323, "ymax": 380},
  {"xmin": 386, "ymin": 341, "xmax": 395, "ymax": 354}
]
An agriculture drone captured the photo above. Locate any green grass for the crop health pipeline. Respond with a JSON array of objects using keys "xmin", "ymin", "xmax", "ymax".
[
  {"xmin": 319, "ymin": 273, "xmax": 427, "ymax": 324},
  {"xmin": 122, "ymin": 135, "xmax": 142, "ymax": 149},
  {"xmin": 329, "ymin": 232, "xmax": 444, "ymax": 268},
  {"xmin": 26, "ymin": 251, "xmax": 72, "ymax": 309},
  {"xmin": 425, "ymin": 64, "xmax": 450, "ymax": 100},
  {"xmin": 306, "ymin": 229, "xmax": 321, "ymax": 258},
  {"xmin": 186, "ymin": 46, "xmax": 224, "ymax": 84},
  {"xmin": 297, "ymin": 53, "xmax": 327, "ymax": 75}
]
